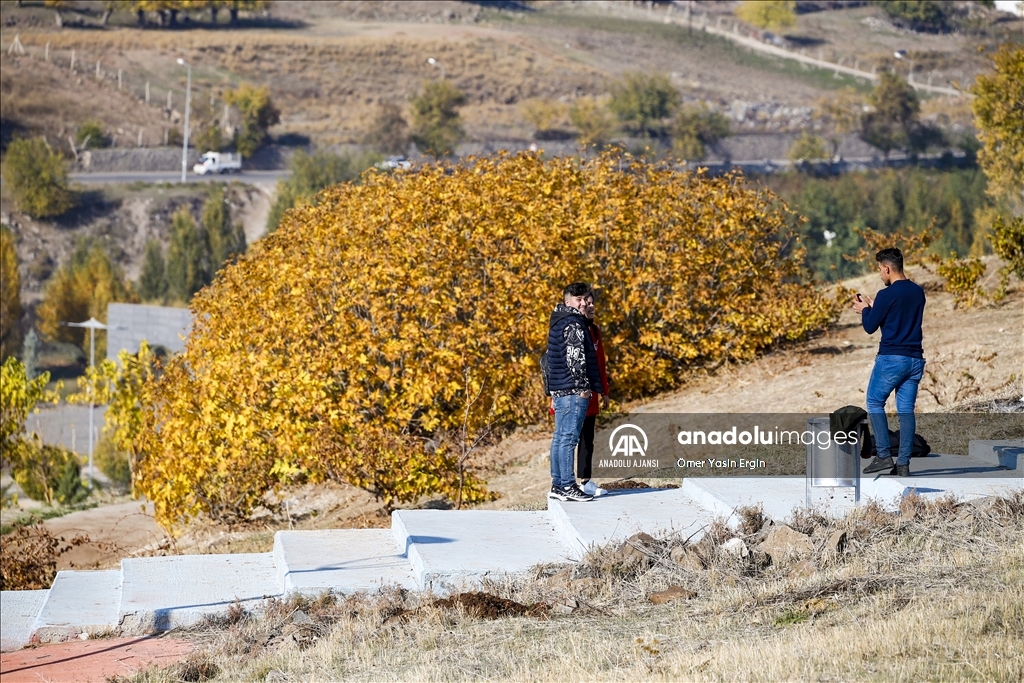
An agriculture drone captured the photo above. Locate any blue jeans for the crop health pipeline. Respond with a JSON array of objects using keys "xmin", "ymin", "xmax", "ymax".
[
  {"xmin": 550, "ymin": 394, "xmax": 590, "ymax": 489},
  {"xmin": 866, "ymin": 355, "xmax": 926, "ymax": 466}
]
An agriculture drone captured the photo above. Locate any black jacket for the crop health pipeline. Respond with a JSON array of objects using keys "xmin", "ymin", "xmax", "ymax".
[{"xmin": 546, "ymin": 304, "xmax": 603, "ymax": 394}]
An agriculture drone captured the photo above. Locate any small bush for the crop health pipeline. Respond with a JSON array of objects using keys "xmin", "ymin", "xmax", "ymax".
[
  {"xmin": 0, "ymin": 522, "xmax": 87, "ymax": 590},
  {"xmin": 364, "ymin": 102, "xmax": 410, "ymax": 156},
  {"xmin": 608, "ymin": 71, "xmax": 679, "ymax": 137},
  {"xmin": 569, "ymin": 98, "xmax": 615, "ymax": 150},
  {"xmin": 76, "ymin": 120, "xmax": 108, "ymax": 150},
  {"xmin": 410, "ymin": 80, "xmax": 467, "ymax": 158},
  {"xmin": 991, "ymin": 214, "xmax": 1024, "ymax": 281},
  {"xmin": 12, "ymin": 442, "xmax": 81, "ymax": 505},
  {"xmin": 672, "ymin": 105, "xmax": 730, "ymax": 161},
  {"xmin": 878, "ymin": 0, "xmax": 950, "ymax": 32},
  {"xmin": 1, "ymin": 137, "xmax": 75, "ymax": 219},
  {"xmin": 788, "ymin": 132, "xmax": 830, "ymax": 162},
  {"xmin": 95, "ymin": 435, "xmax": 132, "ymax": 488},
  {"xmin": 937, "ymin": 256, "xmax": 987, "ymax": 308}
]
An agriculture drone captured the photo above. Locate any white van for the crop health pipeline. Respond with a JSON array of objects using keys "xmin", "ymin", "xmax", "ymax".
[{"xmin": 193, "ymin": 151, "xmax": 242, "ymax": 175}]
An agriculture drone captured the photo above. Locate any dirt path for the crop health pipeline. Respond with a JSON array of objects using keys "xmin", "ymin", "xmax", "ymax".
[{"xmin": 0, "ymin": 636, "xmax": 194, "ymax": 683}]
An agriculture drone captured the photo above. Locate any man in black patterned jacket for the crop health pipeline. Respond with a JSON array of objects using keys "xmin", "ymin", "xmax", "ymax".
[{"xmin": 545, "ymin": 282, "xmax": 604, "ymax": 502}]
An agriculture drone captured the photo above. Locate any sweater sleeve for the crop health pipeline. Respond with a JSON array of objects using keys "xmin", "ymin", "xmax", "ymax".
[{"xmin": 861, "ymin": 290, "xmax": 887, "ymax": 334}]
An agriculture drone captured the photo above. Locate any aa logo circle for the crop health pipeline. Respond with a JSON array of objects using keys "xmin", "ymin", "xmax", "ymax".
[{"xmin": 609, "ymin": 424, "xmax": 648, "ymax": 458}]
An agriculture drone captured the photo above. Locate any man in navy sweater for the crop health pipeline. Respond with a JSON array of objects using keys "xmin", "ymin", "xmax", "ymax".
[{"xmin": 854, "ymin": 248, "xmax": 926, "ymax": 477}]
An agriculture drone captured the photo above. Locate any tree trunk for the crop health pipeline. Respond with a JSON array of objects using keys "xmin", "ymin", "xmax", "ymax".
[
  {"xmin": 55, "ymin": 10, "xmax": 63, "ymax": 28},
  {"xmin": 158, "ymin": 10, "xmax": 167, "ymax": 27},
  {"xmin": 100, "ymin": 8, "xmax": 112, "ymax": 26},
  {"xmin": 210, "ymin": 7, "xmax": 218, "ymax": 24},
  {"xmin": 229, "ymin": 7, "xmax": 239, "ymax": 25},
  {"xmin": 169, "ymin": 9, "xmax": 178, "ymax": 27},
  {"xmin": 137, "ymin": 9, "xmax": 145, "ymax": 27}
]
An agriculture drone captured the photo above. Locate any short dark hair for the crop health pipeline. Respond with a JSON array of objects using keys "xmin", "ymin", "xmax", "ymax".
[
  {"xmin": 563, "ymin": 282, "xmax": 591, "ymax": 298},
  {"xmin": 876, "ymin": 248, "xmax": 904, "ymax": 272}
]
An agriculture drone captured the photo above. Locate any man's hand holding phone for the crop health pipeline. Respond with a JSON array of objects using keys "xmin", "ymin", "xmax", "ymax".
[{"xmin": 853, "ymin": 292, "xmax": 872, "ymax": 313}]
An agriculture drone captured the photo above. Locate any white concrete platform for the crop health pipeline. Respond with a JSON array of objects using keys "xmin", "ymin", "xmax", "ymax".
[
  {"xmin": 681, "ymin": 477, "xmax": 904, "ymax": 523},
  {"xmin": 550, "ymin": 487, "xmax": 716, "ymax": 559},
  {"xmin": 2, "ymin": 437, "xmax": 1020, "ymax": 651},
  {"xmin": 118, "ymin": 553, "xmax": 280, "ymax": 633},
  {"xmin": 968, "ymin": 440, "xmax": 1024, "ymax": 470},
  {"xmin": 892, "ymin": 476, "xmax": 1024, "ymax": 501},
  {"xmin": 33, "ymin": 570, "xmax": 121, "ymax": 642},
  {"xmin": 1, "ymin": 590, "xmax": 48, "ymax": 652},
  {"xmin": 908, "ymin": 451, "xmax": 1023, "ymax": 477},
  {"xmin": 392, "ymin": 510, "xmax": 572, "ymax": 592},
  {"xmin": 274, "ymin": 529, "xmax": 418, "ymax": 596}
]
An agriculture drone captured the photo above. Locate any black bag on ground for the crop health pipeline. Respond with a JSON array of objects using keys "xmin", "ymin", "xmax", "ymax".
[{"xmin": 861, "ymin": 429, "xmax": 931, "ymax": 459}]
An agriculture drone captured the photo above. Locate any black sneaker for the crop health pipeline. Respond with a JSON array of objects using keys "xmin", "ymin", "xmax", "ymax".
[
  {"xmin": 863, "ymin": 456, "xmax": 896, "ymax": 474},
  {"xmin": 548, "ymin": 485, "xmax": 569, "ymax": 501},
  {"xmin": 550, "ymin": 484, "xmax": 593, "ymax": 502},
  {"xmin": 896, "ymin": 464, "xmax": 910, "ymax": 477}
]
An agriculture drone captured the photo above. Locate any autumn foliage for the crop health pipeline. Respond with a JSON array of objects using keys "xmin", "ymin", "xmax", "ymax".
[{"xmin": 135, "ymin": 152, "xmax": 838, "ymax": 530}]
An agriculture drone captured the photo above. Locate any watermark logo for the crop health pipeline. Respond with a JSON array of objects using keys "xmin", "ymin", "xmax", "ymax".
[{"xmin": 609, "ymin": 424, "xmax": 648, "ymax": 458}]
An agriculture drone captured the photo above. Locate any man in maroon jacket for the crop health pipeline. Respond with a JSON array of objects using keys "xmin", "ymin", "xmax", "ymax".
[{"xmin": 578, "ymin": 291, "xmax": 610, "ymax": 496}]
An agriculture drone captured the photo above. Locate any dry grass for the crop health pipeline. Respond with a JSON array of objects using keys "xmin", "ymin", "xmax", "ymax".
[
  {"xmin": 118, "ymin": 491, "xmax": 1023, "ymax": 682},
  {"xmin": 8, "ymin": 29, "xmax": 605, "ymax": 146}
]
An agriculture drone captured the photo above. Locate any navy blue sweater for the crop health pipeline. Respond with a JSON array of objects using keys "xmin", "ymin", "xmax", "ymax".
[{"xmin": 861, "ymin": 279, "xmax": 926, "ymax": 358}]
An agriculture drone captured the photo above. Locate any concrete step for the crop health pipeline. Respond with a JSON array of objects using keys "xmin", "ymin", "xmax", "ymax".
[
  {"xmin": 969, "ymin": 439, "xmax": 1024, "ymax": 471},
  {"xmin": 33, "ymin": 570, "xmax": 122, "ymax": 642},
  {"xmin": 118, "ymin": 553, "xmax": 280, "ymax": 633},
  {"xmin": 549, "ymin": 486, "xmax": 716, "ymax": 559},
  {"xmin": 0, "ymin": 590, "xmax": 49, "ymax": 652},
  {"xmin": 392, "ymin": 510, "xmax": 572, "ymax": 592},
  {"xmin": 274, "ymin": 529, "xmax": 418, "ymax": 596}
]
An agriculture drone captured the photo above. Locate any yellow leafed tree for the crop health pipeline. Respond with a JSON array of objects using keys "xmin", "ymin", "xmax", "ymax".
[{"xmin": 134, "ymin": 152, "xmax": 839, "ymax": 530}]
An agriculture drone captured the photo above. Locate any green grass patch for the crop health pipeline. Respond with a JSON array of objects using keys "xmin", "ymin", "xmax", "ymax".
[
  {"xmin": 0, "ymin": 501, "xmax": 98, "ymax": 536},
  {"xmin": 775, "ymin": 608, "xmax": 811, "ymax": 626}
]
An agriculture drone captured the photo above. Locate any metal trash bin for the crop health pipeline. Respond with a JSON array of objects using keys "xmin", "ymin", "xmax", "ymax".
[{"xmin": 805, "ymin": 416, "xmax": 862, "ymax": 507}]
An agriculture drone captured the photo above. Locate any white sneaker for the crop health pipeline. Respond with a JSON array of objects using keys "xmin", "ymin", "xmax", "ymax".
[{"xmin": 582, "ymin": 480, "xmax": 607, "ymax": 497}]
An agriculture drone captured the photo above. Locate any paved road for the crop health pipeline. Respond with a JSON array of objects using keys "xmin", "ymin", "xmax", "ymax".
[{"xmin": 70, "ymin": 170, "xmax": 289, "ymax": 185}]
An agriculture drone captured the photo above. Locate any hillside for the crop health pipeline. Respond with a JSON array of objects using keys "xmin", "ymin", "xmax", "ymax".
[{"xmin": 2, "ymin": 1, "xmax": 1019, "ymax": 150}]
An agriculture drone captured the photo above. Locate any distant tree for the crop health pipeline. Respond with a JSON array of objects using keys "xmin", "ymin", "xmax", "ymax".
[
  {"xmin": 608, "ymin": 72, "xmax": 680, "ymax": 137},
  {"xmin": 137, "ymin": 239, "xmax": 168, "ymax": 303},
  {"xmin": 1, "ymin": 226, "xmax": 22, "ymax": 361},
  {"xmin": 815, "ymin": 88, "xmax": 864, "ymax": 158},
  {"xmin": 569, "ymin": 98, "xmax": 616, "ymax": 150},
  {"xmin": 267, "ymin": 149, "xmax": 381, "ymax": 232},
  {"xmin": 224, "ymin": 83, "xmax": 280, "ymax": 158},
  {"xmin": 410, "ymin": 81, "xmax": 467, "ymax": 158},
  {"xmin": 878, "ymin": 0, "xmax": 950, "ymax": 32},
  {"xmin": 788, "ymin": 132, "xmax": 830, "ymax": 162},
  {"xmin": 521, "ymin": 98, "xmax": 567, "ymax": 138},
  {"xmin": 166, "ymin": 208, "xmax": 208, "ymax": 302},
  {"xmin": 2, "ymin": 138, "xmax": 75, "ymax": 219},
  {"xmin": 671, "ymin": 105, "xmax": 730, "ymax": 160},
  {"xmin": 364, "ymin": 102, "xmax": 410, "ymax": 156},
  {"xmin": 970, "ymin": 45, "xmax": 1024, "ymax": 207},
  {"xmin": 36, "ymin": 243, "xmax": 135, "ymax": 358},
  {"xmin": 735, "ymin": 0, "xmax": 796, "ymax": 31},
  {"xmin": 76, "ymin": 120, "xmax": 108, "ymax": 150},
  {"xmin": 203, "ymin": 185, "xmax": 246, "ymax": 271},
  {"xmin": 860, "ymin": 72, "xmax": 919, "ymax": 157}
]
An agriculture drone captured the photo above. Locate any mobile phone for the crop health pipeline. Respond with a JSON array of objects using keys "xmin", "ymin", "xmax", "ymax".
[{"xmin": 856, "ymin": 293, "xmax": 862, "ymax": 302}]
